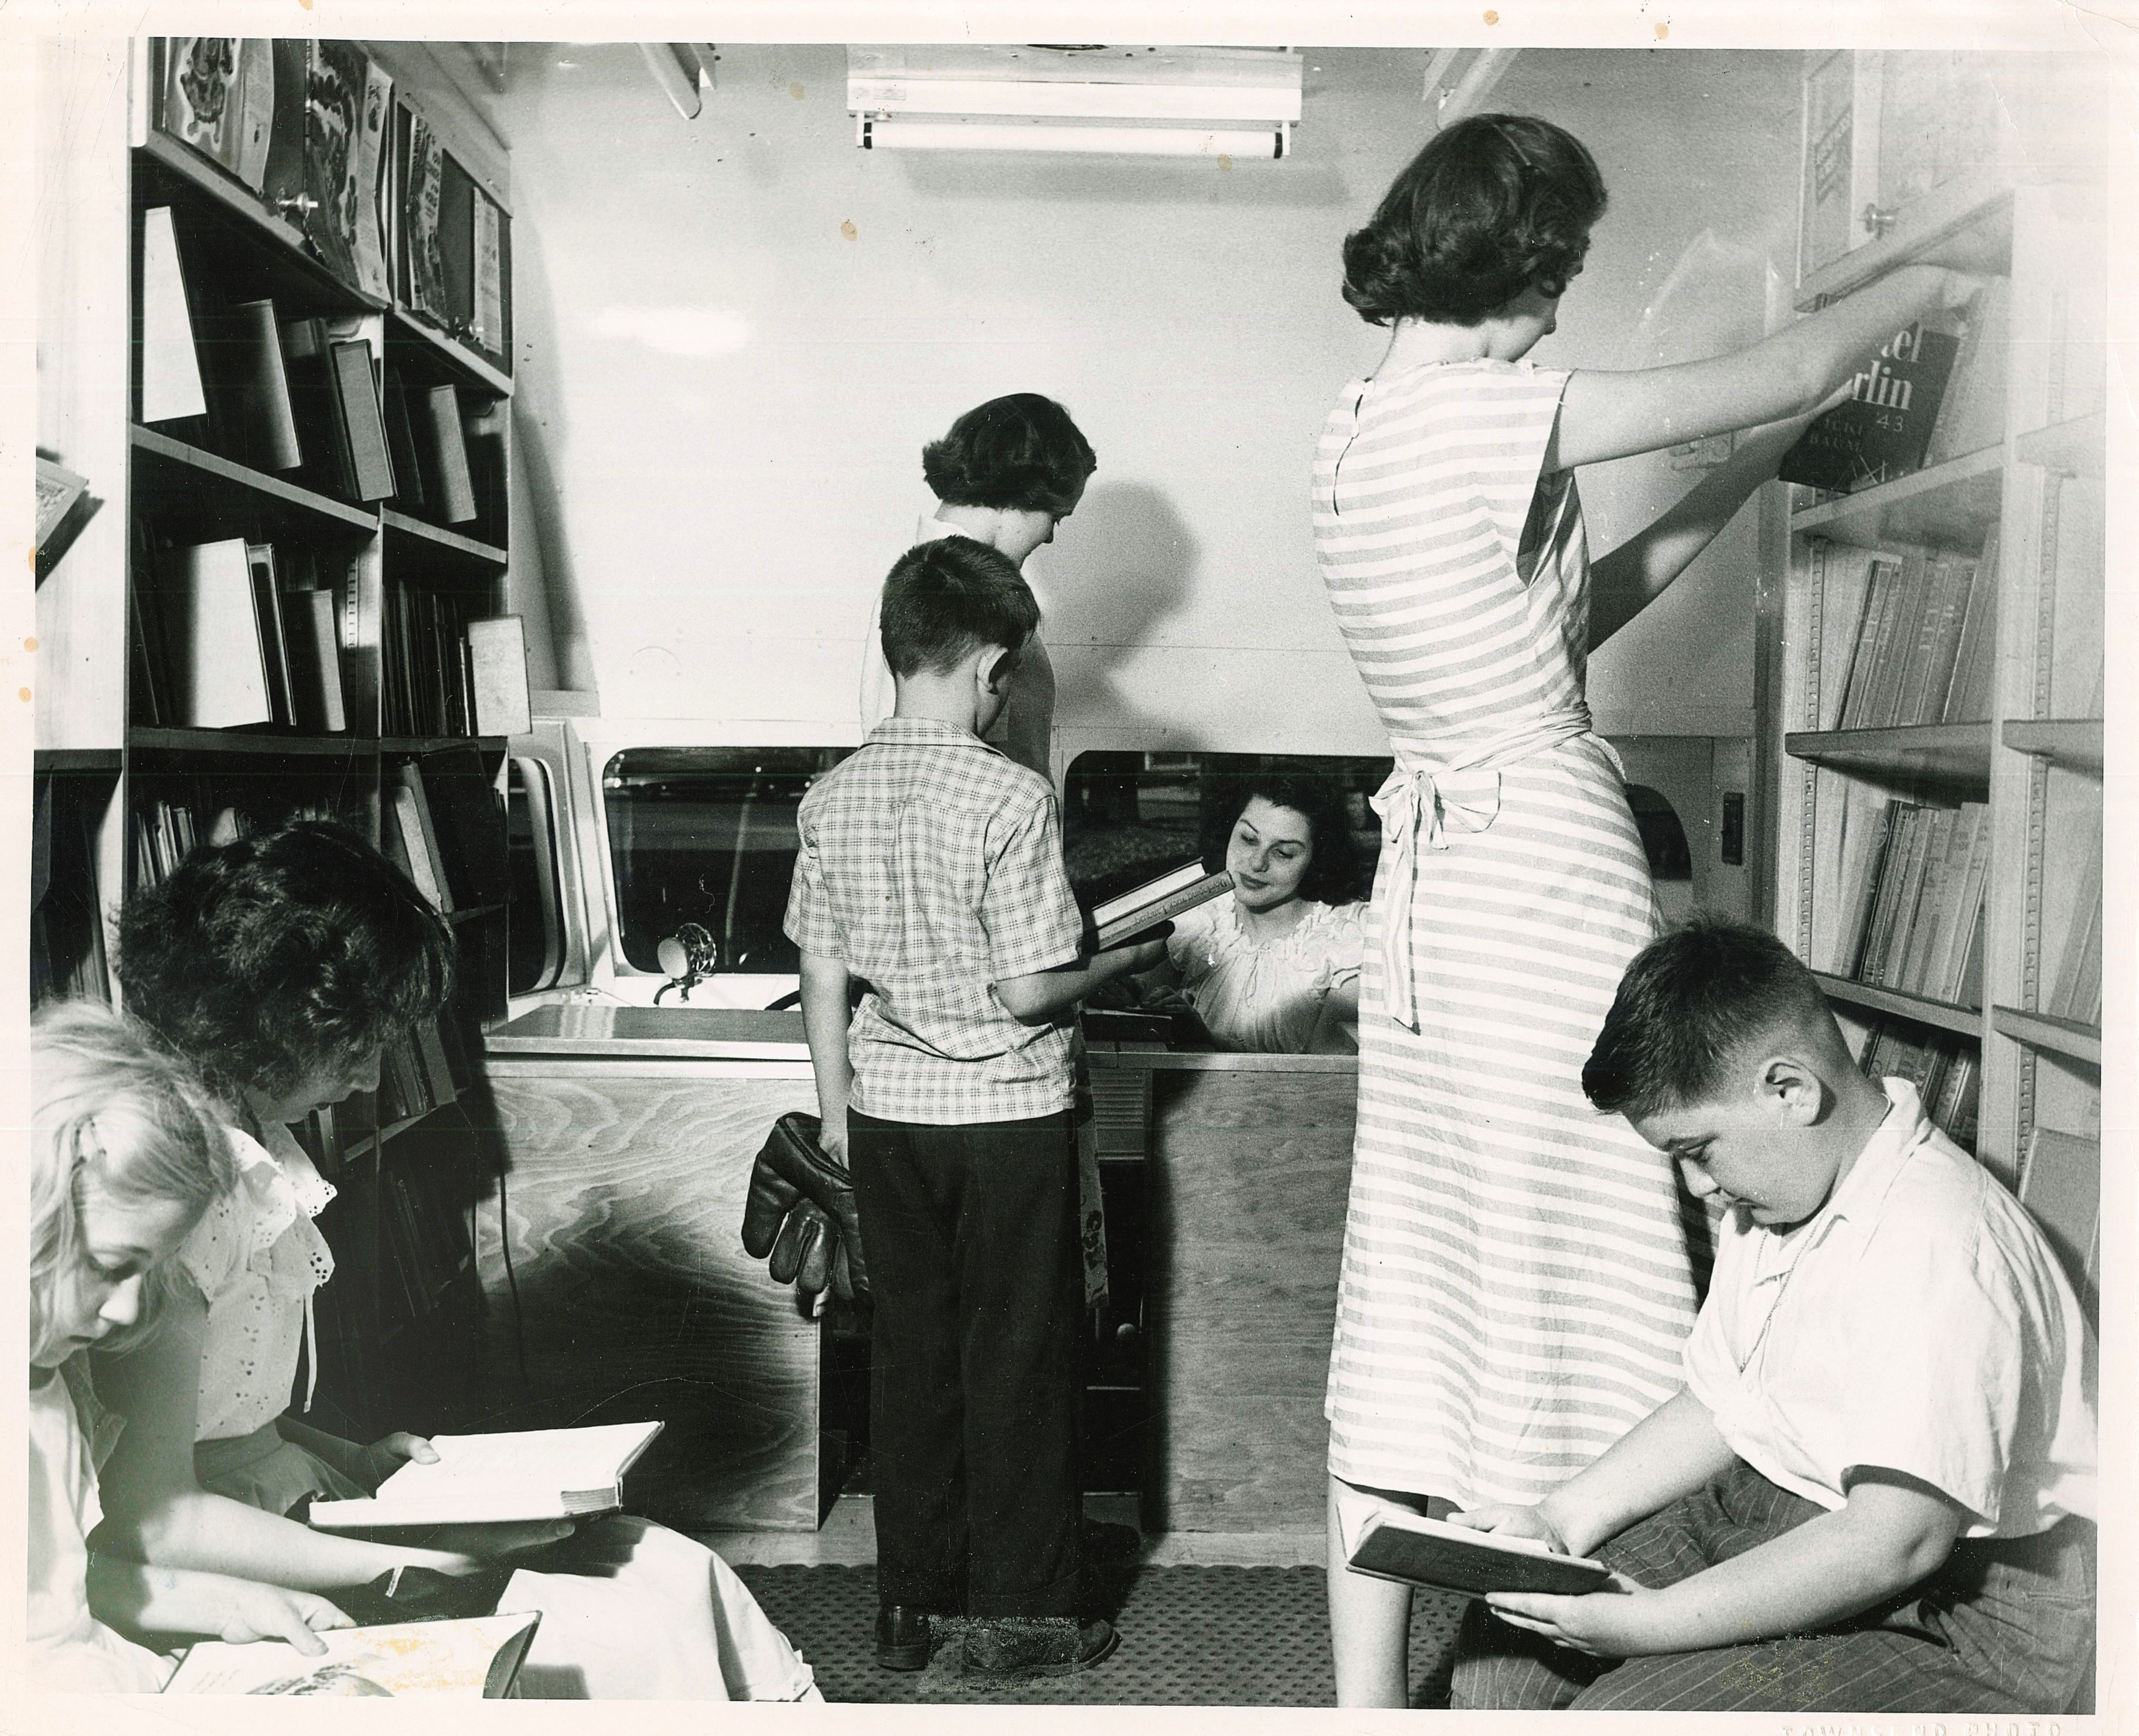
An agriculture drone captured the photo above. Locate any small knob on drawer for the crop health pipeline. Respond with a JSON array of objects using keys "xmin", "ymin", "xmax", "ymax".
[{"xmin": 1861, "ymin": 202, "xmax": 1899, "ymax": 239}]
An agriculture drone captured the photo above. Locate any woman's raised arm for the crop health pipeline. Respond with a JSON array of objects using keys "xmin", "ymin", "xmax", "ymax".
[{"xmin": 1550, "ymin": 264, "xmax": 1977, "ymax": 471}]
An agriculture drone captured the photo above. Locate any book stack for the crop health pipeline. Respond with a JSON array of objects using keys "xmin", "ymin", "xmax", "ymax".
[
  {"xmin": 1834, "ymin": 799, "xmax": 1990, "ymax": 1007},
  {"xmin": 1823, "ymin": 530, "xmax": 1998, "ymax": 731},
  {"xmin": 131, "ymin": 534, "xmax": 349, "ymax": 732},
  {"xmin": 383, "ymin": 581, "xmax": 482, "ymax": 738},
  {"xmin": 1861, "ymin": 1023, "xmax": 1981, "ymax": 1152}
]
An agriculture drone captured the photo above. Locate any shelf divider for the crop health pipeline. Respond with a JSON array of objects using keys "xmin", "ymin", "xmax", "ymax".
[
  {"xmin": 1990, "ymin": 1005, "xmax": 2100, "ymax": 1067},
  {"xmin": 1784, "ymin": 722, "xmax": 1993, "ymax": 783},
  {"xmin": 1814, "ymin": 972, "xmax": 1983, "ymax": 1039}
]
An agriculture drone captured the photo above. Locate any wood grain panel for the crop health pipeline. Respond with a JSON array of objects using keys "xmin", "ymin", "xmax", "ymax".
[
  {"xmin": 472, "ymin": 1072, "xmax": 824, "ymax": 1531},
  {"xmin": 1145, "ymin": 1068, "xmax": 1355, "ymax": 1532}
]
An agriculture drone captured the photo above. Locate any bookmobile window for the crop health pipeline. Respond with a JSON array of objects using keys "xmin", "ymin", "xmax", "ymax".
[
  {"xmin": 604, "ymin": 747, "xmax": 853, "ymax": 976},
  {"xmin": 506, "ymin": 757, "xmax": 565, "ymax": 995}
]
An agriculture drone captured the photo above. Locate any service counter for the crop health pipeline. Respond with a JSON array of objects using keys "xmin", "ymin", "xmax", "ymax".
[{"xmin": 478, "ymin": 1006, "xmax": 1355, "ymax": 1535}]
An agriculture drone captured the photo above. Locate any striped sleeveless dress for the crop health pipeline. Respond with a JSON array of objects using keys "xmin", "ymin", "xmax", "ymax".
[{"xmin": 1313, "ymin": 358, "xmax": 1699, "ymax": 1508}]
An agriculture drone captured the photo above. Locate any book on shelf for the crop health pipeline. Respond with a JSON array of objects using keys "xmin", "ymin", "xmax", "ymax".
[
  {"xmin": 197, "ymin": 298, "xmax": 303, "ymax": 473},
  {"xmin": 1892, "ymin": 551, "xmax": 1977, "ymax": 728},
  {"xmin": 397, "ymin": 110, "xmax": 515, "ymax": 370},
  {"xmin": 1923, "ymin": 277, "xmax": 2011, "ymax": 465},
  {"xmin": 2018, "ymin": 1127, "xmax": 2100, "ymax": 1310},
  {"xmin": 1939, "ymin": 524, "xmax": 2001, "ymax": 724},
  {"xmin": 282, "ymin": 585, "xmax": 349, "ymax": 732},
  {"xmin": 1861, "ymin": 1022, "xmax": 1977, "ymax": 1151},
  {"xmin": 382, "ymin": 370, "xmax": 427, "ymax": 510},
  {"xmin": 308, "ymin": 1421, "xmax": 663, "ymax": 1531},
  {"xmin": 388, "ymin": 762, "xmax": 454, "ymax": 912},
  {"xmin": 1834, "ymin": 554, "xmax": 1902, "ymax": 730},
  {"xmin": 155, "ymin": 39, "xmax": 274, "ymax": 193},
  {"xmin": 1334, "ymin": 1488, "xmax": 1611, "ymax": 1598},
  {"xmin": 417, "ymin": 746, "xmax": 512, "ymax": 908},
  {"xmin": 331, "ymin": 337, "xmax": 398, "ymax": 501},
  {"xmin": 280, "ymin": 316, "xmax": 357, "ymax": 498},
  {"xmin": 164, "ymin": 1611, "xmax": 540, "ymax": 1697},
  {"xmin": 2045, "ymin": 810, "xmax": 2103, "ymax": 1025},
  {"xmin": 1859, "ymin": 548, "xmax": 1929, "ymax": 731},
  {"xmin": 161, "ymin": 537, "xmax": 274, "ymax": 729},
  {"xmin": 414, "ymin": 1019, "xmax": 460, "ymax": 1109},
  {"xmin": 244, "ymin": 543, "xmax": 297, "ymax": 727},
  {"xmin": 401, "ymin": 110, "xmax": 451, "ymax": 325},
  {"xmin": 1779, "ymin": 323, "xmax": 1960, "ymax": 494},
  {"xmin": 299, "ymin": 42, "xmax": 372, "ymax": 295},
  {"xmin": 420, "ymin": 384, "xmax": 479, "ymax": 524},
  {"xmin": 467, "ymin": 617, "xmax": 532, "ymax": 737},
  {"xmin": 1830, "ymin": 799, "xmax": 1989, "ymax": 1005},
  {"xmin": 351, "ymin": 59, "xmax": 395, "ymax": 301},
  {"xmin": 139, "ymin": 206, "xmax": 209, "ymax": 427}
]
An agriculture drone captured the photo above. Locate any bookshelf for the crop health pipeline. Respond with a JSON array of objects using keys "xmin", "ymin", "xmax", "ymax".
[
  {"xmin": 31, "ymin": 39, "xmax": 527, "ymax": 1442},
  {"xmin": 1768, "ymin": 54, "xmax": 2103, "ymax": 1293}
]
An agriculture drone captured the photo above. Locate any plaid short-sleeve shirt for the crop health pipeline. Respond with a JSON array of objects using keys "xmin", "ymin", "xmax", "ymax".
[{"xmin": 784, "ymin": 717, "xmax": 1085, "ymax": 1124}]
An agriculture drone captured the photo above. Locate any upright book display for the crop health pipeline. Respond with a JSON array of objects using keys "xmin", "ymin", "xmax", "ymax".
[
  {"xmin": 32, "ymin": 39, "xmax": 530, "ymax": 1443},
  {"xmin": 1768, "ymin": 52, "xmax": 2103, "ymax": 1313}
]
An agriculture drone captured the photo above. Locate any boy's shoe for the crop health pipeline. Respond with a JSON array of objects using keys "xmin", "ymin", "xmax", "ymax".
[
  {"xmin": 959, "ymin": 1616, "xmax": 1119, "ymax": 1679},
  {"xmin": 874, "ymin": 1605, "xmax": 938, "ymax": 1671}
]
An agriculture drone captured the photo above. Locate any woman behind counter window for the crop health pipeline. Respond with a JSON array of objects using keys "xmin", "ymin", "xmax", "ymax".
[{"xmin": 1133, "ymin": 779, "xmax": 1367, "ymax": 1055}]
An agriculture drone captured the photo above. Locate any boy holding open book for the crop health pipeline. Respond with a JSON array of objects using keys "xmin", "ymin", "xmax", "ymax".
[
  {"xmin": 785, "ymin": 538, "xmax": 1166, "ymax": 1679},
  {"xmin": 1445, "ymin": 919, "xmax": 2095, "ymax": 1713}
]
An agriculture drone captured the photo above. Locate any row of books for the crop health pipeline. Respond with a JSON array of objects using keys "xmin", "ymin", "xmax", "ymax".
[
  {"xmin": 156, "ymin": 39, "xmax": 393, "ymax": 300},
  {"xmin": 154, "ymin": 40, "xmax": 514, "ymax": 376},
  {"xmin": 141, "ymin": 206, "xmax": 495, "ymax": 526},
  {"xmin": 384, "ymin": 581, "xmax": 498, "ymax": 738},
  {"xmin": 377, "ymin": 1020, "xmax": 464, "ymax": 1131},
  {"xmin": 1861, "ymin": 1022, "xmax": 1981, "ymax": 1152},
  {"xmin": 131, "ymin": 797, "xmax": 339, "ymax": 890},
  {"xmin": 1834, "ymin": 799, "xmax": 1989, "ymax": 1007},
  {"xmin": 1821, "ymin": 528, "xmax": 1998, "ymax": 732},
  {"xmin": 132, "ymin": 531, "xmax": 349, "ymax": 733},
  {"xmin": 1777, "ymin": 279, "xmax": 2010, "ymax": 496},
  {"xmin": 2044, "ymin": 813, "xmax": 2102, "ymax": 1026},
  {"xmin": 381, "ymin": 749, "xmax": 513, "ymax": 915}
]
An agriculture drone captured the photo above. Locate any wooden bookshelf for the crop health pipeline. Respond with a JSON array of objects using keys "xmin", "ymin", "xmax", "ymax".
[
  {"xmin": 1766, "ymin": 51, "xmax": 2104, "ymax": 1203},
  {"xmin": 25, "ymin": 41, "xmax": 523, "ymax": 1441}
]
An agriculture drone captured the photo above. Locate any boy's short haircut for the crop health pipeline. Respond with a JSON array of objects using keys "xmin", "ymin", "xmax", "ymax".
[
  {"xmin": 1583, "ymin": 916, "xmax": 1839, "ymax": 1119},
  {"xmin": 879, "ymin": 537, "xmax": 1042, "ymax": 680}
]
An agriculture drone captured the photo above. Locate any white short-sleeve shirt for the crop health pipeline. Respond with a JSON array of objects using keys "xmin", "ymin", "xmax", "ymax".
[{"xmin": 1685, "ymin": 1077, "xmax": 2096, "ymax": 1537}]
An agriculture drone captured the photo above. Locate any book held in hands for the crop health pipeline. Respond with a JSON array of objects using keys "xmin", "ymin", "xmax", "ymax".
[
  {"xmin": 306, "ymin": 1420, "xmax": 663, "ymax": 1530},
  {"xmin": 1085, "ymin": 859, "xmax": 1233, "ymax": 950},
  {"xmin": 1779, "ymin": 322, "xmax": 1960, "ymax": 494},
  {"xmin": 1336, "ymin": 1489, "xmax": 1613, "ymax": 1599}
]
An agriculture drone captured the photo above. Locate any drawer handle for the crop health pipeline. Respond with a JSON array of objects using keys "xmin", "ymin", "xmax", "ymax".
[{"xmin": 1861, "ymin": 202, "xmax": 1899, "ymax": 239}]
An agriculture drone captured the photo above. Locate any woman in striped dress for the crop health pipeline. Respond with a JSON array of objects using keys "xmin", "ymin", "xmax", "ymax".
[{"xmin": 1314, "ymin": 114, "xmax": 1978, "ymax": 1704}]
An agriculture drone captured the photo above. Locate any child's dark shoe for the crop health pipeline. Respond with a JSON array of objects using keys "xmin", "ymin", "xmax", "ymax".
[
  {"xmin": 874, "ymin": 1604, "xmax": 937, "ymax": 1671},
  {"xmin": 959, "ymin": 1616, "xmax": 1119, "ymax": 1679}
]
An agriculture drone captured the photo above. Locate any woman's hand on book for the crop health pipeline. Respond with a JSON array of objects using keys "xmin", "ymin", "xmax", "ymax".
[
  {"xmin": 357, "ymin": 1431, "xmax": 441, "ymax": 1489},
  {"xmin": 1444, "ymin": 1503, "xmax": 1572, "ymax": 1554}
]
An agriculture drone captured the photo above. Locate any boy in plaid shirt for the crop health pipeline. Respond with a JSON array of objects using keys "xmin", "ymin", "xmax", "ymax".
[{"xmin": 785, "ymin": 537, "xmax": 1165, "ymax": 1680}]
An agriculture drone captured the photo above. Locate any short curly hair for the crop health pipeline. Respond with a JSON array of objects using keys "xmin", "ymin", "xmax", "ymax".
[
  {"xmin": 115, "ymin": 819, "xmax": 455, "ymax": 1104},
  {"xmin": 1205, "ymin": 776, "xmax": 1363, "ymax": 907},
  {"xmin": 921, "ymin": 393, "xmax": 1096, "ymax": 517},
  {"xmin": 1342, "ymin": 114, "xmax": 1606, "ymax": 328}
]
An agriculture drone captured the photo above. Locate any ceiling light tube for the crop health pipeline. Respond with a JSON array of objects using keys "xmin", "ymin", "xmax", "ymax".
[
  {"xmin": 858, "ymin": 118, "xmax": 1286, "ymax": 158},
  {"xmin": 848, "ymin": 76, "xmax": 1298, "ymax": 123}
]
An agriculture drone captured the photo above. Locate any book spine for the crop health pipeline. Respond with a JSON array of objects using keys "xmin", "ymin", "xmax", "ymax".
[{"xmin": 1094, "ymin": 872, "xmax": 1233, "ymax": 949}]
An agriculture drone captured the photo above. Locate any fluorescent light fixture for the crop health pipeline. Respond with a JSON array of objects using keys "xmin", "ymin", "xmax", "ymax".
[
  {"xmin": 850, "ymin": 45, "xmax": 1299, "ymax": 158},
  {"xmin": 859, "ymin": 117, "xmax": 1286, "ymax": 158}
]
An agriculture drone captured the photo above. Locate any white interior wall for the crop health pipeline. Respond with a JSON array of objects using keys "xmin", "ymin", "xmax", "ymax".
[{"xmin": 495, "ymin": 45, "xmax": 1801, "ymax": 747}]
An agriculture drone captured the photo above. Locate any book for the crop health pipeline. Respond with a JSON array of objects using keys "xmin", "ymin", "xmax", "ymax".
[
  {"xmin": 1823, "ymin": 787, "xmax": 1892, "ymax": 978},
  {"xmin": 418, "ymin": 746, "xmax": 512, "ymax": 906},
  {"xmin": 166, "ymin": 538, "xmax": 273, "ymax": 728},
  {"xmin": 139, "ymin": 206, "xmax": 208, "ymax": 426},
  {"xmin": 331, "ymin": 339, "xmax": 397, "ymax": 502},
  {"xmin": 244, "ymin": 543, "xmax": 295, "ymax": 726},
  {"xmin": 1778, "ymin": 323, "xmax": 1961, "ymax": 493},
  {"xmin": 1932, "ymin": 806, "xmax": 1992, "ymax": 1004},
  {"xmin": 157, "ymin": 39, "xmax": 274, "ymax": 192},
  {"xmin": 163, "ymin": 1611, "xmax": 539, "ymax": 1697},
  {"xmin": 467, "ymin": 617, "xmax": 532, "ymax": 736},
  {"xmin": 258, "ymin": 40, "xmax": 311, "ymax": 228},
  {"xmin": 308, "ymin": 1422, "xmax": 663, "ymax": 1530},
  {"xmin": 1861, "ymin": 547, "xmax": 1929, "ymax": 729},
  {"xmin": 1924, "ymin": 277, "xmax": 2012, "ymax": 465},
  {"xmin": 1336, "ymin": 1492, "xmax": 1611, "ymax": 1599},
  {"xmin": 1814, "ymin": 544, "xmax": 1878, "ymax": 731},
  {"xmin": 1890, "ymin": 807, "xmax": 1957, "ymax": 993},
  {"xmin": 283, "ymin": 588, "xmax": 348, "ymax": 732},
  {"xmin": 2046, "ymin": 809, "xmax": 2103, "ymax": 1024},
  {"xmin": 382, "ymin": 370, "xmax": 427, "ymax": 510},
  {"xmin": 390, "ymin": 765, "xmax": 452, "ymax": 912},
  {"xmin": 1835, "ymin": 555, "xmax": 1903, "ymax": 730},
  {"xmin": 1940, "ymin": 524, "xmax": 2001, "ymax": 723},
  {"xmin": 210, "ymin": 299, "xmax": 304, "ymax": 472},
  {"xmin": 2018, "ymin": 1128, "xmax": 2100, "ymax": 1311},
  {"xmin": 1085, "ymin": 859, "xmax": 1234, "ymax": 950},
  {"xmin": 302, "ymin": 42, "xmax": 368, "ymax": 291},
  {"xmin": 352, "ymin": 59, "xmax": 395, "ymax": 300},
  {"xmin": 280, "ymin": 316, "xmax": 357, "ymax": 498},
  {"xmin": 1893, "ymin": 552, "xmax": 1974, "ymax": 728},
  {"xmin": 420, "ymin": 385, "xmax": 479, "ymax": 523},
  {"xmin": 403, "ymin": 112, "xmax": 450, "ymax": 321}
]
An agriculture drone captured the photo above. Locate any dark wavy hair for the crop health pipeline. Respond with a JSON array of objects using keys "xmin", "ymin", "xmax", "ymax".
[
  {"xmin": 1342, "ymin": 114, "xmax": 1606, "ymax": 328},
  {"xmin": 921, "ymin": 393, "xmax": 1097, "ymax": 516},
  {"xmin": 1208, "ymin": 777, "xmax": 1363, "ymax": 907},
  {"xmin": 880, "ymin": 536, "xmax": 1041, "ymax": 678},
  {"xmin": 115, "ymin": 819, "xmax": 455, "ymax": 1104},
  {"xmin": 1582, "ymin": 916, "xmax": 1837, "ymax": 1120}
]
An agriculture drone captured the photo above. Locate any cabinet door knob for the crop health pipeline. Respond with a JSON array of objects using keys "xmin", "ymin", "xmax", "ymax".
[
  {"xmin": 1861, "ymin": 202, "xmax": 1899, "ymax": 239},
  {"xmin": 275, "ymin": 193, "xmax": 321, "ymax": 220}
]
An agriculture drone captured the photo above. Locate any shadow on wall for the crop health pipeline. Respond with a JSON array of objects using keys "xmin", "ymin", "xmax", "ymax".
[
  {"xmin": 1047, "ymin": 480, "xmax": 1197, "ymax": 734},
  {"xmin": 507, "ymin": 212, "xmax": 598, "ymax": 693}
]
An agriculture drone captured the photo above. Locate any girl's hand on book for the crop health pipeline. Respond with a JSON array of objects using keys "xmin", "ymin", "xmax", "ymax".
[
  {"xmin": 358, "ymin": 1431, "xmax": 441, "ymax": 1488},
  {"xmin": 1484, "ymin": 1573, "xmax": 1652, "ymax": 1657},
  {"xmin": 1445, "ymin": 1503, "xmax": 1571, "ymax": 1554},
  {"xmin": 213, "ymin": 1577, "xmax": 353, "ymax": 1653}
]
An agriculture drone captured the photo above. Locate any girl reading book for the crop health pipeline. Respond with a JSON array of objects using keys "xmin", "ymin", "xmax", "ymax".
[
  {"xmin": 1130, "ymin": 777, "xmax": 1367, "ymax": 1054},
  {"xmin": 1314, "ymin": 112, "xmax": 1984, "ymax": 1704},
  {"xmin": 91, "ymin": 821, "xmax": 820, "ymax": 1701},
  {"xmin": 30, "ymin": 1001, "xmax": 350, "ymax": 1691}
]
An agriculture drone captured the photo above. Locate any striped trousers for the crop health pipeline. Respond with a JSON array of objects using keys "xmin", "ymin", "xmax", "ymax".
[{"xmin": 1452, "ymin": 1461, "xmax": 2094, "ymax": 1713}]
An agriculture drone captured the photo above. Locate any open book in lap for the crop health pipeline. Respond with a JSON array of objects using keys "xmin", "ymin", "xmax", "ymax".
[
  {"xmin": 308, "ymin": 1421, "xmax": 662, "ymax": 1531},
  {"xmin": 1334, "ymin": 1488, "xmax": 1612, "ymax": 1599},
  {"xmin": 164, "ymin": 1611, "xmax": 540, "ymax": 1697}
]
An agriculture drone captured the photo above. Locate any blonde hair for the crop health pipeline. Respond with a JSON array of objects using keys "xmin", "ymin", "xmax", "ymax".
[{"xmin": 30, "ymin": 1001, "xmax": 234, "ymax": 1363}]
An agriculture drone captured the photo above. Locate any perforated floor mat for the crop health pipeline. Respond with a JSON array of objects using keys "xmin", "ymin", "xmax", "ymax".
[{"xmin": 734, "ymin": 1561, "xmax": 1468, "ymax": 1706}]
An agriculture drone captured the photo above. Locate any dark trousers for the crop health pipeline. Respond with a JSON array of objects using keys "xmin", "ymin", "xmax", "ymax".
[
  {"xmin": 848, "ymin": 1107, "xmax": 1084, "ymax": 1619},
  {"xmin": 1452, "ymin": 1460, "xmax": 2096, "ymax": 1713}
]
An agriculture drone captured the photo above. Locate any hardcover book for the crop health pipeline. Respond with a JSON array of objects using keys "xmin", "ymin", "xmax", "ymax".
[
  {"xmin": 308, "ymin": 1421, "xmax": 663, "ymax": 1530},
  {"xmin": 1779, "ymin": 323, "xmax": 1960, "ymax": 494},
  {"xmin": 1337, "ymin": 1493, "xmax": 1612, "ymax": 1599},
  {"xmin": 1085, "ymin": 859, "xmax": 1233, "ymax": 950},
  {"xmin": 158, "ymin": 39, "xmax": 274, "ymax": 192}
]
